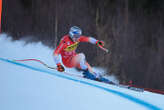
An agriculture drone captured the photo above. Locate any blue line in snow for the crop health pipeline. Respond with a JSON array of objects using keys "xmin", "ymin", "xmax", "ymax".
[{"xmin": 0, "ymin": 58, "xmax": 162, "ymax": 110}]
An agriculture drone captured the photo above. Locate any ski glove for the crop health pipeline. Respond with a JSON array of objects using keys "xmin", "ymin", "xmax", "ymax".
[
  {"xmin": 57, "ymin": 64, "xmax": 65, "ymax": 72},
  {"xmin": 96, "ymin": 41, "xmax": 104, "ymax": 47}
]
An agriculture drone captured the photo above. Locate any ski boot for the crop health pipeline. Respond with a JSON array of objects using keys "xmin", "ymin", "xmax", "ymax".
[
  {"xmin": 82, "ymin": 69, "xmax": 97, "ymax": 80},
  {"xmin": 82, "ymin": 70, "xmax": 115, "ymax": 84}
]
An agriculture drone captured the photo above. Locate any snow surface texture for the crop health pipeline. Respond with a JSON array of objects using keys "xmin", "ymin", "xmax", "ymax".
[{"xmin": 0, "ymin": 34, "xmax": 164, "ymax": 110}]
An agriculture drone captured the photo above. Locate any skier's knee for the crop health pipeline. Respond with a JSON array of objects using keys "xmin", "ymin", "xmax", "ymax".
[
  {"xmin": 78, "ymin": 53, "xmax": 86, "ymax": 61},
  {"xmin": 77, "ymin": 53, "xmax": 88, "ymax": 70}
]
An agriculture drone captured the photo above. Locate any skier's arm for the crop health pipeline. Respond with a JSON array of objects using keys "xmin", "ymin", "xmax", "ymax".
[
  {"xmin": 79, "ymin": 36, "xmax": 104, "ymax": 46},
  {"xmin": 79, "ymin": 36, "xmax": 97, "ymax": 44},
  {"xmin": 53, "ymin": 42, "xmax": 65, "ymax": 72},
  {"xmin": 53, "ymin": 41, "xmax": 65, "ymax": 65}
]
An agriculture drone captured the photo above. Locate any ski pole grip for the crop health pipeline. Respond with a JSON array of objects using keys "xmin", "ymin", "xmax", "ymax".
[{"xmin": 96, "ymin": 41, "xmax": 104, "ymax": 47}]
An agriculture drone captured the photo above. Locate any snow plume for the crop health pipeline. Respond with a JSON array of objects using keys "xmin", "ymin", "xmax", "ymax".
[
  {"xmin": 0, "ymin": 33, "xmax": 54, "ymax": 63},
  {"xmin": 0, "ymin": 33, "xmax": 118, "ymax": 83}
]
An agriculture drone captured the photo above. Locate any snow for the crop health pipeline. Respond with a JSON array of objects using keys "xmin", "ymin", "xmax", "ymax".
[{"xmin": 0, "ymin": 34, "xmax": 164, "ymax": 110}]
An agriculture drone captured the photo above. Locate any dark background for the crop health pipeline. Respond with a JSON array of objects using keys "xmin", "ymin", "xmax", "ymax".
[{"xmin": 2, "ymin": 0, "xmax": 164, "ymax": 90}]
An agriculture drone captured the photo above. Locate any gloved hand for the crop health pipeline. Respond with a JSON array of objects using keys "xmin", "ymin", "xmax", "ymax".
[
  {"xmin": 57, "ymin": 64, "xmax": 65, "ymax": 72},
  {"xmin": 96, "ymin": 40, "xmax": 104, "ymax": 47}
]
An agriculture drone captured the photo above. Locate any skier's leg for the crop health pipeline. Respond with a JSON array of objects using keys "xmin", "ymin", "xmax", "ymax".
[
  {"xmin": 71, "ymin": 53, "xmax": 92, "ymax": 72},
  {"xmin": 85, "ymin": 62, "xmax": 94, "ymax": 73},
  {"xmin": 70, "ymin": 53, "xmax": 97, "ymax": 80},
  {"xmin": 69, "ymin": 53, "xmax": 113, "ymax": 83}
]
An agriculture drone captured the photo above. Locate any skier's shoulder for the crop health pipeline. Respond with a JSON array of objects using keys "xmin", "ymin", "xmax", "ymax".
[
  {"xmin": 59, "ymin": 35, "xmax": 69, "ymax": 43},
  {"xmin": 60, "ymin": 35, "xmax": 70, "ymax": 43},
  {"xmin": 78, "ymin": 35, "xmax": 89, "ymax": 42}
]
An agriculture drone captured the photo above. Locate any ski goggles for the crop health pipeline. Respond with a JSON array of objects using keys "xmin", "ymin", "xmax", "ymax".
[{"xmin": 72, "ymin": 31, "xmax": 81, "ymax": 38}]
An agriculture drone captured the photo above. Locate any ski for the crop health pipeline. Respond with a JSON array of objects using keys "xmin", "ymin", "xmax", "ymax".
[
  {"xmin": 98, "ymin": 80, "xmax": 144, "ymax": 92},
  {"xmin": 82, "ymin": 73, "xmax": 144, "ymax": 92},
  {"xmin": 116, "ymin": 84, "xmax": 144, "ymax": 92}
]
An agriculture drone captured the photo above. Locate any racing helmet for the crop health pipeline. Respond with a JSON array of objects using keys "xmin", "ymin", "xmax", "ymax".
[{"xmin": 69, "ymin": 26, "xmax": 82, "ymax": 39}]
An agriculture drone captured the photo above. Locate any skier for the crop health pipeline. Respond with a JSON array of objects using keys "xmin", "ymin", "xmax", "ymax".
[{"xmin": 53, "ymin": 26, "xmax": 110, "ymax": 82}]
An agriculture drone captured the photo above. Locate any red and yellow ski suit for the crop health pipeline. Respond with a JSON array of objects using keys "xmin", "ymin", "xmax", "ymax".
[{"xmin": 53, "ymin": 35, "xmax": 98, "ymax": 69}]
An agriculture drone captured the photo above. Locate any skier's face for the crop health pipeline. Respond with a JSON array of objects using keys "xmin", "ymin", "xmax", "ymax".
[{"xmin": 72, "ymin": 35, "xmax": 80, "ymax": 42}]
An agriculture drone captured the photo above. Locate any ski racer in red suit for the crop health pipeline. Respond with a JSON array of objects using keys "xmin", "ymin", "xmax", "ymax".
[{"xmin": 53, "ymin": 26, "xmax": 105, "ymax": 80}]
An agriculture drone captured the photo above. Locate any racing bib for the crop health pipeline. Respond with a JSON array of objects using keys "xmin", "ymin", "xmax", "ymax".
[{"xmin": 64, "ymin": 42, "xmax": 79, "ymax": 52}]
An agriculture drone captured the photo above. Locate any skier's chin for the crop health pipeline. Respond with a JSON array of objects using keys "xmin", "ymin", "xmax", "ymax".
[{"xmin": 73, "ymin": 39, "xmax": 78, "ymax": 42}]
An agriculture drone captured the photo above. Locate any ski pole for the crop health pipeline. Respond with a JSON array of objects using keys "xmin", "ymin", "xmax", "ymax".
[
  {"xmin": 98, "ymin": 45, "xmax": 110, "ymax": 53},
  {"xmin": 13, "ymin": 58, "xmax": 83, "ymax": 77},
  {"xmin": 13, "ymin": 59, "xmax": 56, "ymax": 69}
]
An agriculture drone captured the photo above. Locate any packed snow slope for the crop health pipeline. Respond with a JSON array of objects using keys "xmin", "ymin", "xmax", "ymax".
[{"xmin": 0, "ymin": 34, "xmax": 164, "ymax": 110}]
